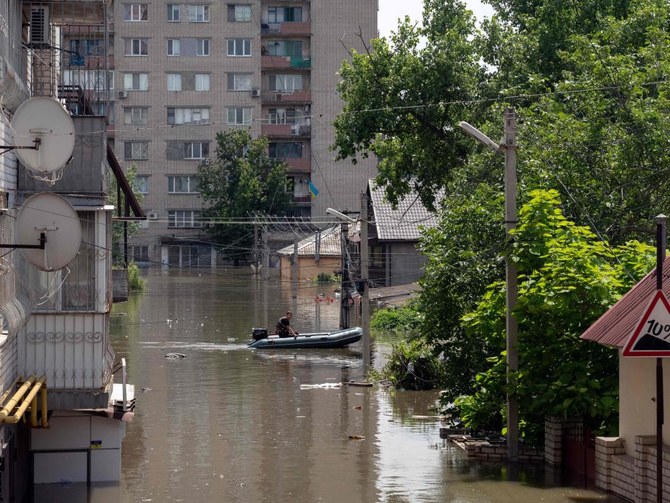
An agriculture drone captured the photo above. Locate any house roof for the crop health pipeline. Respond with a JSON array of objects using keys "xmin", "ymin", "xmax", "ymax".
[
  {"xmin": 368, "ymin": 181, "xmax": 440, "ymax": 241},
  {"xmin": 581, "ymin": 256, "xmax": 670, "ymax": 347},
  {"xmin": 276, "ymin": 226, "xmax": 342, "ymax": 257}
]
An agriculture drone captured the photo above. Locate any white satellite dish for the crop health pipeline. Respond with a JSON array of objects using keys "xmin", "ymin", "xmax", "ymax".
[
  {"xmin": 10, "ymin": 97, "xmax": 75, "ymax": 174},
  {"xmin": 15, "ymin": 192, "xmax": 82, "ymax": 271}
]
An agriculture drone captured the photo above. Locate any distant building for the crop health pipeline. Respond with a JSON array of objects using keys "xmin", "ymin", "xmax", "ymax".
[
  {"xmin": 113, "ymin": 0, "xmax": 379, "ymax": 267},
  {"xmin": 277, "ymin": 226, "xmax": 342, "ymax": 281},
  {"xmin": 366, "ymin": 181, "xmax": 440, "ymax": 287}
]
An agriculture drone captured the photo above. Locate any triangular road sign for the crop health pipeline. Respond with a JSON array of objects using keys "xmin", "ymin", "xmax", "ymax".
[{"xmin": 623, "ymin": 290, "xmax": 670, "ymax": 357}]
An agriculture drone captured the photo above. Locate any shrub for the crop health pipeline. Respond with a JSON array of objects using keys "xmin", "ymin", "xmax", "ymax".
[
  {"xmin": 370, "ymin": 303, "xmax": 422, "ymax": 333},
  {"xmin": 127, "ymin": 262, "xmax": 146, "ymax": 292},
  {"xmin": 375, "ymin": 337, "xmax": 444, "ymax": 390}
]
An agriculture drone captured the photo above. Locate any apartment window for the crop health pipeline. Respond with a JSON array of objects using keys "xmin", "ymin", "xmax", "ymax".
[
  {"xmin": 269, "ymin": 74, "xmax": 303, "ymax": 92},
  {"xmin": 124, "ymin": 73, "xmax": 149, "ymax": 90},
  {"xmin": 267, "ymin": 6, "xmax": 302, "ymax": 23},
  {"xmin": 135, "ymin": 175, "xmax": 149, "ymax": 194},
  {"xmin": 168, "ymin": 210, "xmax": 203, "ymax": 228},
  {"xmin": 187, "ymin": 5, "xmax": 209, "ymax": 22},
  {"xmin": 124, "ymin": 38, "xmax": 148, "ymax": 56},
  {"xmin": 184, "ymin": 142, "xmax": 209, "ymax": 159},
  {"xmin": 69, "ymin": 38, "xmax": 104, "ymax": 56},
  {"xmin": 124, "ymin": 4, "xmax": 148, "ymax": 21},
  {"xmin": 227, "ymin": 73, "xmax": 252, "ymax": 91},
  {"xmin": 124, "ymin": 141, "xmax": 149, "ymax": 160},
  {"xmin": 196, "ymin": 39, "xmax": 210, "ymax": 56},
  {"xmin": 269, "ymin": 142, "xmax": 302, "ymax": 159},
  {"xmin": 124, "ymin": 107, "xmax": 149, "ymax": 125},
  {"xmin": 228, "ymin": 5, "xmax": 251, "ymax": 22},
  {"xmin": 227, "ymin": 39, "xmax": 251, "ymax": 57},
  {"xmin": 167, "ymin": 107, "xmax": 209, "ymax": 125},
  {"xmin": 195, "ymin": 74, "xmax": 210, "ymax": 91},
  {"xmin": 227, "ymin": 107, "xmax": 252, "ymax": 125},
  {"xmin": 167, "ymin": 39, "xmax": 181, "ymax": 56},
  {"xmin": 266, "ymin": 40, "xmax": 302, "ymax": 57},
  {"xmin": 168, "ymin": 175, "xmax": 200, "ymax": 193},
  {"xmin": 130, "ymin": 245, "xmax": 149, "ymax": 262},
  {"xmin": 167, "ymin": 4, "xmax": 180, "ymax": 21},
  {"xmin": 62, "ymin": 212, "xmax": 95, "ymax": 311},
  {"xmin": 269, "ymin": 107, "xmax": 296, "ymax": 124},
  {"xmin": 167, "ymin": 73, "xmax": 182, "ymax": 91}
]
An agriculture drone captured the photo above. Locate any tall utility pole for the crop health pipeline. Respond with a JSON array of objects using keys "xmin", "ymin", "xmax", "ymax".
[
  {"xmin": 360, "ymin": 191, "xmax": 371, "ymax": 370},
  {"xmin": 503, "ymin": 108, "xmax": 519, "ymax": 464},
  {"xmin": 459, "ymin": 108, "xmax": 518, "ymax": 463}
]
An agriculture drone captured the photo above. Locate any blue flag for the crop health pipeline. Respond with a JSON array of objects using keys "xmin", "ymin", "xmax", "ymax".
[{"xmin": 308, "ymin": 180, "xmax": 319, "ymax": 198}]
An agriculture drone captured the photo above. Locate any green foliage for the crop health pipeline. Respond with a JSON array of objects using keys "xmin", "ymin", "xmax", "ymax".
[
  {"xmin": 127, "ymin": 262, "xmax": 145, "ymax": 292},
  {"xmin": 370, "ymin": 304, "xmax": 422, "ymax": 333},
  {"xmin": 197, "ymin": 130, "xmax": 292, "ymax": 259},
  {"xmin": 375, "ymin": 337, "xmax": 445, "ymax": 391},
  {"xmin": 457, "ymin": 190, "xmax": 655, "ymax": 446},
  {"xmin": 314, "ymin": 272, "xmax": 337, "ymax": 283},
  {"xmin": 107, "ymin": 164, "xmax": 143, "ymax": 265},
  {"xmin": 417, "ymin": 183, "xmax": 505, "ymax": 402}
]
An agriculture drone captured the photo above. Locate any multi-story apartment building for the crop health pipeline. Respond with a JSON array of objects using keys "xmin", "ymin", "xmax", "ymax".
[
  {"xmin": 0, "ymin": 0, "xmax": 139, "ymax": 499},
  {"xmin": 114, "ymin": 0, "xmax": 378, "ymax": 267}
]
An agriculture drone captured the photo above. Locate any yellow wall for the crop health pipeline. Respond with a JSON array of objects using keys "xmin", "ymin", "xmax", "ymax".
[{"xmin": 279, "ymin": 256, "xmax": 340, "ymax": 282}]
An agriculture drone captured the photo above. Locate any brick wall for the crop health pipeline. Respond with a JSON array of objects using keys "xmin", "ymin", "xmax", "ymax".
[{"xmin": 594, "ymin": 435, "xmax": 670, "ymax": 502}]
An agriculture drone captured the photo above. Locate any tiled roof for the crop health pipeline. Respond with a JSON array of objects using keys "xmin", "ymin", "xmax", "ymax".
[
  {"xmin": 277, "ymin": 226, "xmax": 342, "ymax": 257},
  {"xmin": 369, "ymin": 181, "xmax": 440, "ymax": 241},
  {"xmin": 581, "ymin": 256, "xmax": 670, "ymax": 347}
]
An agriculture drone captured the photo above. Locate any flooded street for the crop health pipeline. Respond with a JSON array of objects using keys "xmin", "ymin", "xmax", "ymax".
[{"xmin": 95, "ymin": 269, "xmax": 623, "ymax": 502}]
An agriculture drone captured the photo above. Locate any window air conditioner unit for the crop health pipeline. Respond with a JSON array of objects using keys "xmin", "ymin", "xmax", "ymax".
[
  {"xmin": 251, "ymin": 89, "xmax": 261, "ymax": 98},
  {"xmin": 147, "ymin": 211, "xmax": 158, "ymax": 220},
  {"xmin": 118, "ymin": 90, "xmax": 128, "ymax": 99},
  {"xmin": 29, "ymin": 7, "xmax": 50, "ymax": 47}
]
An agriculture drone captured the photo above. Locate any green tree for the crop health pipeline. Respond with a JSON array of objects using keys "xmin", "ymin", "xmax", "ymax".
[
  {"xmin": 456, "ymin": 190, "xmax": 655, "ymax": 445},
  {"xmin": 197, "ymin": 130, "xmax": 292, "ymax": 260}
]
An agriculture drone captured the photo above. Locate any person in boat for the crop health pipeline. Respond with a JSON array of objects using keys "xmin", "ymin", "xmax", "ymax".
[{"xmin": 276, "ymin": 311, "xmax": 299, "ymax": 337}]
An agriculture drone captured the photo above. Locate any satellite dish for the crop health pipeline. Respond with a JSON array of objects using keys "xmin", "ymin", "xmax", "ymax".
[
  {"xmin": 11, "ymin": 97, "xmax": 75, "ymax": 174},
  {"xmin": 15, "ymin": 192, "xmax": 82, "ymax": 271}
]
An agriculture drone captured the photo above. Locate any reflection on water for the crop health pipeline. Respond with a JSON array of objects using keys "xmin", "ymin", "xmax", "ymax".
[{"xmin": 72, "ymin": 268, "xmax": 626, "ymax": 502}]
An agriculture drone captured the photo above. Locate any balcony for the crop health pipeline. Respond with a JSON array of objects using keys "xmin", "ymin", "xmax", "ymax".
[
  {"xmin": 18, "ymin": 312, "xmax": 115, "ymax": 409},
  {"xmin": 262, "ymin": 90, "xmax": 311, "ymax": 103},
  {"xmin": 261, "ymin": 55, "xmax": 311, "ymax": 70},
  {"xmin": 280, "ymin": 157, "xmax": 311, "ymax": 173},
  {"xmin": 18, "ymin": 116, "xmax": 107, "ymax": 198},
  {"xmin": 292, "ymin": 195, "xmax": 312, "ymax": 206},
  {"xmin": 261, "ymin": 21, "xmax": 311, "ymax": 36},
  {"xmin": 262, "ymin": 122, "xmax": 311, "ymax": 137}
]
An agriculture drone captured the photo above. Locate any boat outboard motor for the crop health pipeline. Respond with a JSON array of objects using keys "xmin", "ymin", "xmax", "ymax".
[{"xmin": 252, "ymin": 328, "xmax": 269, "ymax": 341}]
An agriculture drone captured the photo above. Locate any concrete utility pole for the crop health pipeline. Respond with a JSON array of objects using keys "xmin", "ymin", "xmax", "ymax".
[
  {"xmin": 503, "ymin": 108, "xmax": 519, "ymax": 464},
  {"xmin": 459, "ymin": 108, "xmax": 518, "ymax": 464},
  {"xmin": 360, "ymin": 191, "xmax": 371, "ymax": 370}
]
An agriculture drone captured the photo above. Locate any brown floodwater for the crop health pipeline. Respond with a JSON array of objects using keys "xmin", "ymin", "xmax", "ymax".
[{"xmin": 50, "ymin": 268, "xmax": 625, "ymax": 502}]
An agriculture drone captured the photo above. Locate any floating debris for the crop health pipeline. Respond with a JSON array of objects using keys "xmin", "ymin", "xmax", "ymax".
[
  {"xmin": 165, "ymin": 352, "xmax": 187, "ymax": 359},
  {"xmin": 344, "ymin": 380, "xmax": 373, "ymax": 387},
  {"xmin": 300, "ymin": 383, "xmax": 342, "ymax": 390},
  {"xmin": 348, "ymin": 435, "xmax": 365, "ymax": 440}
]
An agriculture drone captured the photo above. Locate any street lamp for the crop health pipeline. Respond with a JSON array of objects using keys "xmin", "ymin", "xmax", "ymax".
[{"xmin": 459, "ymin": 108, "xmax": 518, "ymax": 464}]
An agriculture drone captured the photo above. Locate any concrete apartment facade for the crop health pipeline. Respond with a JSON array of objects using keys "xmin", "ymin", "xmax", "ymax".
[{"xmin": 113, "ymin": 0, "xmax": 378, "ymax": 267}]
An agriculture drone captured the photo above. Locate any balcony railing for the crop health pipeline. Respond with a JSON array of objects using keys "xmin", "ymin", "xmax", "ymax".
[
  {"xmin": 261, "ymin": 21, "xmax": 311, "ymax": 36},
  {"xmin": 279, "ymin": 157, "xmax": 310, "ymax": 173},
  {"xmin": 262, "ymin": 122, "xmax": 311, "ymax": 137},
  {"xmin": 261, "ymin": 90, "xmax": 311, "ymax": 103},
  {"xmin": 261, "ymin": 55, "xmax": 311, "ymax": 70},
  {"xmin": 18, "ymin": 313, "xmax": 115, "ymax": 408}
]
